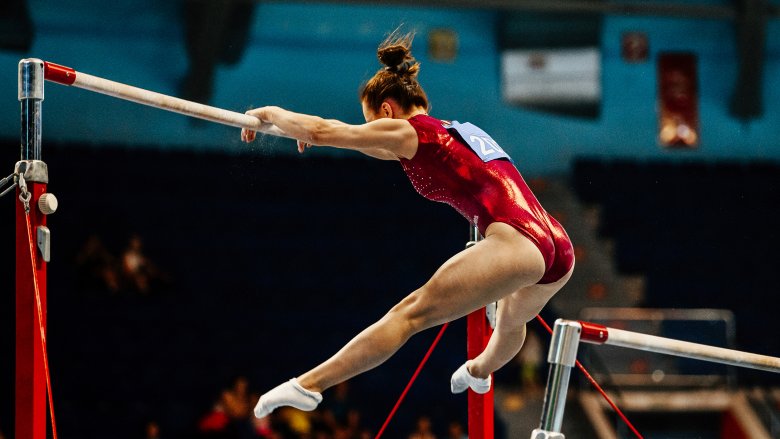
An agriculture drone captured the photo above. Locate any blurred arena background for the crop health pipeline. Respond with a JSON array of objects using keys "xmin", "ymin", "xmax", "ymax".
[{"xmin": 2, "ymin": 0, "xmax": 779, "ymax": 438}]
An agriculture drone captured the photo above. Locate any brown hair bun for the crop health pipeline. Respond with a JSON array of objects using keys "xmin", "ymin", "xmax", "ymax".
[
  {"xmin": 378, "ymin": 45, "xmax": 410, "ymax": 70},
  {"xmin": 360, "ymin": 30, "xmax": 429, "ymax": 113},
  {"xmin": 376, "ymin": 32, "xmax": 419, "ymax": 77}
]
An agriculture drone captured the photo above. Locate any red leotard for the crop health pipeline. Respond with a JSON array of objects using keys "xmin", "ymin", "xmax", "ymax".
[{"xmin": 400, "ymin": 115, "xmax": 574, "ymax": 284}]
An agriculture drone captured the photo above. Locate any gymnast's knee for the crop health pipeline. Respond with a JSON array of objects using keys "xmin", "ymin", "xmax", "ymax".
[{"xmin": 386, "ymin": 288, "xmax": 444, "ymax": 335}]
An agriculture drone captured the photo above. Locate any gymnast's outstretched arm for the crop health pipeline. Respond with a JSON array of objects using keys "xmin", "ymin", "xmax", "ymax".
[{"xmin": 240, "ymin": 106, "xmax": 417, "ymax": 159}]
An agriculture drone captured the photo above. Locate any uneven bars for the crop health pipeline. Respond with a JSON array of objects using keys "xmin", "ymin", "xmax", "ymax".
[
  {"xmin": 38, "ymin": 59, "xmax": 285, "ymax": 136},
  {"xmin": 578, "ymin": 320, "xmax": 780, "ymax": 373}
]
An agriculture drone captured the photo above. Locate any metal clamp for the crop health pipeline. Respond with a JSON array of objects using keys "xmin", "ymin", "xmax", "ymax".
[
  {"xmin": 548, "ymin": 320, "xmax": 582, "ymax": 367},
  {"xmin": 17, "ymin": 172, "xmax": 31, "ymax": 213},
  {"xmin": 14, "ymin": 160, "xmax": 49, "ymax": 183},
  {"xmin": 37, "ymin": 226, "xmax": 51, "ymax": 262},
  {"xmin": 19, "ymin": 58, "xmax": 44, "ymax": 101}
]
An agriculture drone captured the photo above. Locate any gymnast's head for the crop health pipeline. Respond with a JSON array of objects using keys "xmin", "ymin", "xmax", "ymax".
[{"xmin": 360, "ymin": 31, "xmax": 430, "ymax": 122}]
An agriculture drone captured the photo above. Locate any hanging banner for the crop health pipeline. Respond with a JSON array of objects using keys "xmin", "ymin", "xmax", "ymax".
[{"xmin": 658, "ymin": 53, "xmax": 699, "ymax": 148}]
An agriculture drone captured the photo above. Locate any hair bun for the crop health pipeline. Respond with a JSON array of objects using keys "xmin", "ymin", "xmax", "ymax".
[
  {"xmin": 378, "ymin": 45, "xmax": 409, "ymax": 69},
  {"xmin": 360, "ymin": 30, "xmax": 429, "ymax": 113}
]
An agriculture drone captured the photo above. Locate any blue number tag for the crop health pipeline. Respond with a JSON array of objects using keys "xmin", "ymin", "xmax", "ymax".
[{"xmin": 445, "ymin": 121, "xmax": 512, "ymax": 163}]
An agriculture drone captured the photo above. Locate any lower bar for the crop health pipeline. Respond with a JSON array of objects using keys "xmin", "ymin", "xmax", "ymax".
[{"xmin": 606, "ymin": 327, "xmax": 780, "ymax": 373}]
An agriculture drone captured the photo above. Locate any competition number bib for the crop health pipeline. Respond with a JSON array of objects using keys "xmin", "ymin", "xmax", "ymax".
[{"xmin": 446, "ymin": 121, "xmax": 512, "ymax": 163}]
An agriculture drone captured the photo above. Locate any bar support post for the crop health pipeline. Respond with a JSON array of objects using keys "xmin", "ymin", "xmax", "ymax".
[
  {"xmin": 466, "ymin": 224, "xmax": 494, "ymax": 439},
  {"xmin": 16, "ymin": 58, "xmax": 48, "ymax": 439},
  {"xmin": 530, "ymin": 319, "xmax": 582, "ymax": 439}
]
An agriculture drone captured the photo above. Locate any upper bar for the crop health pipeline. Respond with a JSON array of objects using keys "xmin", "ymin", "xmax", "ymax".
[{"xmin": 40, "ymin": 60, "xmax": 285, "ymax": 136}]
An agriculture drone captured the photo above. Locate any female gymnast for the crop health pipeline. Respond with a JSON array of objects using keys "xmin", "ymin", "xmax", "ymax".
[{"xmin": 241, "ymin": 32, "xmax": 574, "ymax": 418}]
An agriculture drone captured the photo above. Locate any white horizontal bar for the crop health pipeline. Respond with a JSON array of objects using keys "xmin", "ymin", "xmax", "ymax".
[
  {"xmin": 606, "ymin": 327, "xmax": 780, "ymax": 373},
  {"xmin": 48, "ymin": 63, "xmax": 286, "ymax": 137}
]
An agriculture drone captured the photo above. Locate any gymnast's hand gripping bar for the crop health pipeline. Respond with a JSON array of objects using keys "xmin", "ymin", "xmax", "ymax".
[{"xmin": 38, "ymin": 59, "xmax": 286, "ymax": 136}]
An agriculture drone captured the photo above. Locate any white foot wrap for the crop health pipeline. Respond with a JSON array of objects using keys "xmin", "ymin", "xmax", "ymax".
[
  {"xmin": 450, "ymin": 362, "xmax": 492, "ymax": 394},
  {"xmin": 253, "ymin": 378, "xmax": 323, "ymax": 418}
]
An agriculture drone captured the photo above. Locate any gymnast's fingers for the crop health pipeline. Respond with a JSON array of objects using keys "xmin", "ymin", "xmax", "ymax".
[
  {"xmin": 245, "ymin": 106, "xmax": 273, "ymax": 120},
  {"xmin": 242, "ymin": 128, "xmax": 256, "ymax": 143}
]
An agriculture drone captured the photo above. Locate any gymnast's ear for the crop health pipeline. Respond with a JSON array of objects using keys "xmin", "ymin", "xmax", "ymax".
[{"xmin": 380, "ymin": 101, "xmax": 394, "ymax": 119}]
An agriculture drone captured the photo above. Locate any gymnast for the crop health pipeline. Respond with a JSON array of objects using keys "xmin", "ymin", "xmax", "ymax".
[{"xmin": 240, "ymin": 32, "xmax": 575, "ymax": 418}]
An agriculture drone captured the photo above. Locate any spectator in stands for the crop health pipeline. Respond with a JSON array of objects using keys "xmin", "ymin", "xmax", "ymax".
[
  {"xmin": 198, "ymin": 377, "xmax": 256, "ymax": 439},
  {"xmin": 337, "ymin": 408, "xmax": 363, "ymax": 439},
  {"xmin": 276, "ymin": 407, "xmax": 312, "ymax": 437},
  {"xmin": 446, "ymin": 421, "xmax": 467, "ymax": 439},
  {"xmin": 120, "ymin": 233, "xmax": 172, "ymax": 294},
  {"xmin": 250, "ymin": 412, "xmax": 275, "ymax": 438},
  {"xmin": 320, "ymin": 381, "xmax": 353, "ymax": 430},
  {"xmin": 222, "ymin": 376, "xmax": 253, "ymax": 419},
  {"xmin": 76, "ymin": 234, "xmax": 120, "ymax": 293},
  {"xmin": 146, "ymin": 421, "xmax": 162, "ymax": 439},
  {"xmin": 121, "ymin": 234, "xmax": 153, "ymax": 293},
  {"xmin": 197, "ymin": 401, "xmax": 230, "ymax": 437},
  {"xmin": 408, "ymin": 415, "xmax": 436, "ymax": 439},
  {"xmin": 243, "ymin": 31, "xmax": 574, "ymax": 421},
  {"xmin": 222, "ymin": 376, "xmax": 258, "ymax": 439}
]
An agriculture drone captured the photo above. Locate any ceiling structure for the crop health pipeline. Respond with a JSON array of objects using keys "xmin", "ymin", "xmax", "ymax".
[
  {"xmin": 302, "ymin": 0, "xmax": 777, "ymax": 119},
  {"xmin": 1, "ymin": 0, "xmax": 777, "ymax": 120}
]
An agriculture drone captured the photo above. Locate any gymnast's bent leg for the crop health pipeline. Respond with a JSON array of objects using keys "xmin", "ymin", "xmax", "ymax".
[
  {"xmin": 254, "ymin": 222, "xmax": 546, "ymax": 418},
  {"xmin": 450, "ymin": 267, "xmax": 573, "ymax": 394}
]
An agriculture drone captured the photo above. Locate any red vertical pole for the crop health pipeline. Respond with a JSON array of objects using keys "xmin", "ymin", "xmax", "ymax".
[
  {"xmin": 465, "ymin": 224, "xmax": 494, "ymax": 439},
  {"xmin": 16, "ymin": 182, "xmax": 48, "ymax": 439},
  {"xmin": 467, "ymin": 309, "xmax": 494, "ymax": 439},
  {"xmin": 17, "ymin": 58, "xmax": 48, "ymax": 439}
]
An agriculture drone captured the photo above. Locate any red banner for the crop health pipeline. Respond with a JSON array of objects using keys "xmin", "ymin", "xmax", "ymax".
[{"xmin": 658, "ymin": 53, "xmax": 699, "ymax": 148}]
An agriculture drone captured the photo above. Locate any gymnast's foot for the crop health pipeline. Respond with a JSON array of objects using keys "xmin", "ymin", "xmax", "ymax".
[
  {"xmin": 450, "ymin": 361, "xmax": 492, "ymax": 394},
  {"xmin": 253, "ymin": 378, "xmax": 323, "ymax": 418}
]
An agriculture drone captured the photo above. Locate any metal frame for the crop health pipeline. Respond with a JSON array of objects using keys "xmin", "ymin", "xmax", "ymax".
[
  {"xmin": 16, "ymin": 58, "xmax": 50, "ymax": 439},
  {"xmin": 530, "ymin": 319, "xmax": 780, "ymax": 438}
]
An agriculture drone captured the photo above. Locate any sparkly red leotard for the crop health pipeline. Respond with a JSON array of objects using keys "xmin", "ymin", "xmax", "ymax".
[{"xmin": 400, "ymin": 115, "xmax": 574, "ymax": 284}]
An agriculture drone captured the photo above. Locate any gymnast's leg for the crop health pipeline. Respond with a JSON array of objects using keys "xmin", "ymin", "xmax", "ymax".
[
  {"xmin": 451, "ymin": 267, "xmax": 573, "ymax": 394},
  {"xmin": 253, "ymin": 222, "xmax": 546, "ymax": 418}
]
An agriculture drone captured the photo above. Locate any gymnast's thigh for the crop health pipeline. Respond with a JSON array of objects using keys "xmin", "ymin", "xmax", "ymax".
[{"xmin": 401, "ymin": 222, "xmax": 547, "ymax": 327}]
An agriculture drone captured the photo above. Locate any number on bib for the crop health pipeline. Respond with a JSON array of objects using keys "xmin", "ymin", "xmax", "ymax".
[{"xmin": 445, "ymin": 121, "xmax": 512, "ymax": 163}]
